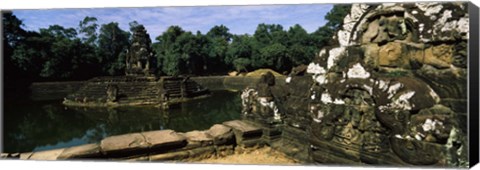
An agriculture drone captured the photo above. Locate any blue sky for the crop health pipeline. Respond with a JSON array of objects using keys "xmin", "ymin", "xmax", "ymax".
[{"xmin": 13, "ymin": 4, "xmax": 333, "ymax": 42}]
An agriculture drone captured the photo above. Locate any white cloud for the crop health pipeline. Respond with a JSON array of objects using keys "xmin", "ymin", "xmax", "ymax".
[{"xmin": 13, "ymin": 4, "xmax": 332, "ymax": 41}]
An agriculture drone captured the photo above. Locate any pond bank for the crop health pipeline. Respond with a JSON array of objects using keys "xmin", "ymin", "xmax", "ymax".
[
  {"xmin": 1, "ymin": 119, "xmax": 299, "ymax": 163},
  {"xmin": 29, "ymin": 76, "xmax": 286, "ymax": 101}
]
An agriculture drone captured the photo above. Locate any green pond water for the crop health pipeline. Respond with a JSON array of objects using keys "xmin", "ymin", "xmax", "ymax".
[{"xmin": 2, "ymin": 90, "xmax": 241, "ymax": 153}]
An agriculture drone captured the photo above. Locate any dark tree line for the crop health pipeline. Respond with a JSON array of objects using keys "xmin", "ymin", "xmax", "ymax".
[{"xmin": 2, "ymin": 5, "xmax": 351, "ymax": 95}]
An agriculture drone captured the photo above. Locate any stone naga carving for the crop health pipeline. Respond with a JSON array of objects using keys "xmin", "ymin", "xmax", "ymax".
[
  {"xmin": 305, "ymin": 2, "xmax": 468, "ymax": 167},
  {"xmin": 241, "ymin": 2, "xmax": 469, "ymax": 167}
]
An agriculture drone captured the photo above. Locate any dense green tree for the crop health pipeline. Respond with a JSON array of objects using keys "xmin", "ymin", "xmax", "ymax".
[
  {"xmin": 4, "ymin": 4, "xmax": 352, "ymax": 82},
  {"xmin": 205, "ymin": 25, "xmax": 232, "ymax": 74},
  {"xmin": 324, "ymin": 4, "xmax": 351, "ymax": 29},
  {"xmin": 3, "ymin": 12, "xmax": 32, "ymax": 98},
  {"xmin": 154, "ymin": 26, "xmax": 185, "ymax": 76},
  {"xmin": 286, "ymin": 24, "xmax": 316, "ymax": 66},
  {"xmin": 232, "ymin": 58, "xmax": 251, "ymax": 72},
  {"xmin": 78, "ymin": 16, "xmax": 98, "ymax": 46},
  {"xmin": 253, "ymin": 23, "xmax": 286, "ymax": 46},
  {"xmin": 225, "ymin": 34, "xmax": 253, "ymax": 67},
  {"xmin": 311, "ymin": 4, "xmax": 351, "ymax": 47},
  {"xmin": 97, "ymin": 22, "xmax": 130, "ymax": 75}
]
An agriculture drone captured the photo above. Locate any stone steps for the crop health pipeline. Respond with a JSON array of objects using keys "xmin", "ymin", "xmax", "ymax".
[{"xmin": 5, "ymin": 120, "xmax": 266, "ymax": 161}]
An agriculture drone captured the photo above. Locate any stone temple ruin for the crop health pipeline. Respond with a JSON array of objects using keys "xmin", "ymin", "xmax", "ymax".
[
  {"xmin": 126, "ymin": 25, "xmax": 154, "ymax": 76},
  {"xmin": 241, "ymin": 2, "xmax": 469, "ymax": 167},
  {"xmin": 63, "ymin": 25, "xmax": 210, "ymax": 107}
]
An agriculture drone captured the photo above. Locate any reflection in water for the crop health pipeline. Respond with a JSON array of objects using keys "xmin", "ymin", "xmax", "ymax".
[{"xmin": 3, "ymin": 91, "xmax": 241, "ymax": 153}]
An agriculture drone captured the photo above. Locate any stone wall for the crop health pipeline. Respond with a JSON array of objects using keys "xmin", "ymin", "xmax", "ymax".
[
  {"xmin": 241, "ymin": 2, "xmax": 469, "ymax": 168},
  {"xmin": 30, "ymin": 81, "xmax": 85, "ymax": 101},
  {"xmin": 192, "ymin": 76, "xmax": 286, "ymax": 91},
  {"xmin": 28, "ymin": 76, "xmax": 285, "ymax": 101},
  {"xmin": 1, "ymin": 119, "xmax": 269, "ymax": 161}
]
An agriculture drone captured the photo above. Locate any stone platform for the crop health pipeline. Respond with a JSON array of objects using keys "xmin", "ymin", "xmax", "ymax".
[{"xmin": 62, "ymin": 76, "xmax": 210, "ymax": 108}]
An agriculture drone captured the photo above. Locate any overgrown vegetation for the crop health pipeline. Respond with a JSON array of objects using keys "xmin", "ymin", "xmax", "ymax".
[{"xmin": 2, "ymin": 5, "xmax": 351, "ymax": 96}]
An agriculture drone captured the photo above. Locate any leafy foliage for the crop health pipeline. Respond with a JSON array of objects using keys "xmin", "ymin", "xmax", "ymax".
[{"xmin": 3, "ymin": 4, "xmax": 351, "ymax": 87}]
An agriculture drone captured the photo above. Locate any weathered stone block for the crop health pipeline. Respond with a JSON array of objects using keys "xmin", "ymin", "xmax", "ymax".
[
  {"xmin": 215, "ymin": 145, "xmax": 235, "ymax": 157},
  {"xmin": 125, "ymin": 156, "xmax": 149, "ymax": 162},
  {"xmin": 57, "ymin": 143, "xmax": 102, "ymax": 159},
  {"xmin": 223, "ymin": 120, "xmax": 262, "ymax": 144},
  {"xmin": 20, "ymin": 152, "xmax": 33, "ymax": 160},
  {"xmin": 241, "ymin": 138, "xmax": 265, "ymax": 148},
  {"xmin": 206, "ymin": 124, "xmax": 235, "ymax": 145},
  {"xmin": 1, "ymin": 153, "xmax": 9, "ymax": 159},
  {"xmin": 188, "ymin": 145, "xmax": 216, "ymax": 159},
  {"xmin": 181, "ymin": 130, "xmax": 214, "ymax": 149},
  {"xmin": 149, "ymin": 150, "xmax": 190, "ymax": 161},
  {"xmin": 141, "ymin": 130, "xmax": 187, "ymax": 151},
  {"xmin": 100, "ymin": 133, "xmax": 148, "ymax": 155},
  {"xmin": 10, "ymin": 153, "xmax": 20, "ymax": 158},
  {"xmin": 28, "ymin": 148, "xmax": 65, "ymax": 160}
]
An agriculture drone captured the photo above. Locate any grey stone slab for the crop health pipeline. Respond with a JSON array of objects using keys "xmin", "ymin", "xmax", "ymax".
[
  {"xmin": 19, "ymin": 152, "xmax": 33, "ymax": 160},
  {"xmin": 1, "ymin": 153, "xmax": 9, "ymax": 159},
  {"xmin": 141, "ymin": 130, "xmax": 187, "ymax": 150},
  {"xmin": 183, "ymin": 130, "xmax": 214, "ymax": 147},
  {"xmin": 29, "ymin": 148, "xmax": 65, "ymax": 160},
  {"xmin": 222, "ymin": 120, "xmax": 262, "ymax": 137},
  {"xmin": 206, "ymin": 124, "xmax": 234, "ymax": 145},
  {"xmin": 149, "ymin": 150, "xmax": 190, "ymax": 161},
  {"xmin": 100, "ymin": 133, "xmax": 148, "ymax": 155},
  {"xmin": 57, "ymin": 143, "xmax": 102, "ymax": 159}
]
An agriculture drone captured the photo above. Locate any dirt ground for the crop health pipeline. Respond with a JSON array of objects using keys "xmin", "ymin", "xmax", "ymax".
[{"xmin": 188, "ymin": 146, "xmax": 300, "ymax": 165}]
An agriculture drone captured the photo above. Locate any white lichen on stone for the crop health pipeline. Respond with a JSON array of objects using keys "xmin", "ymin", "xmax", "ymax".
[
  {"xmin": 273, "ymin": 106, "xmax": 281, "ymax": 121},
  {"xmin": 363, "ymin": 84, "xmax": 373, "ymax": 95},
  {"xmin": 415, "ymin": 132, "xmax": 425, "ymax": 141},
  {"xmin": 382, "ymin": 3, "xmax": 396, "ymax": 7},
  {"xmin": 416, "ymin": 2, "xmax": 443, "ymax": 16},
  {"xmin": 317, "ymin": 110, "xmax": 324, "ymax": 120},
  {"xmin": 405, "ymin": 11, "xmax": 419, "ymax": 23},
  {"xmin": 327, "ymin": 47, "xmax": 346, "ymax": 69},
  {"xmin": 392, "ymin": 91, "xmax": 416, "ymax": 110},
  {"xmin": 347, "ymin": 63, "xmax": 371, "ymax": 79},
  {"xmin": 307, "ymin": 62, "xmax": 326, "ymax": 74},
  {"xmin": 286, "ymin": 76, "xmax": 292, "ymax": 83},
  {"xmin": 258, "ymin": 97, "xmax": 270, "ymax": 107},
  {"xmin": 314, "ymin": 74, "xmax": 328, "ymax": 85},
  {"xmin": 348, "ymin": 4, "xmax": 370, "ymax": 41},
  {"xmin": 307, "ymin": 62, "xmax": 329, "ymax": 85},
  {"xmin": 419, "ymin": 23, "xmax": 425, "ymax": 32},
  {"xmin": 387, "ymin": 83, "xmax": 403, "ymax": 99},
  {"xmin": 380, "ymin": 91, "xmax": 416, "ymax": 112},
  {"xmin": 457, "ymin": 17, "xmax": 469, "ymax": 36},
  {"xmin": 321, "ymin": 91, "xmax": 333, "ymax": 104},
  {"xmin": 337, "ymin": 30, "xmax": 350, "ymax": 46},
  {"xmin": 333, "ymin": 99, "xmax": 345, "ymax": 104},
  {"xmin": 427, "ymin": 85, "xmax": 441, "ymax": 103},
  {"xmin": 422, "ymin": 118, "xmax": 444, "ymax": 132},
  {"xmin": 258, "ymin": 97, "xmax": 281, "ymax": 121},
  {"xmin": 241, "ymin": 88, "xmax": 257, "ymax": 107},
  {"xmin": 339, "ymin": 3, "xmax": 369, "ymax": 46},
  {"xmin": 377, "ymin": 80, "xmax": 389, "ymax": 92},
  {"xmin": 319, "ymin": 49, "xmax": 326, "ymax": 57},
  {"xmin": 436, "ymin": 10, "xmax": 454, "ymax": 33}
]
